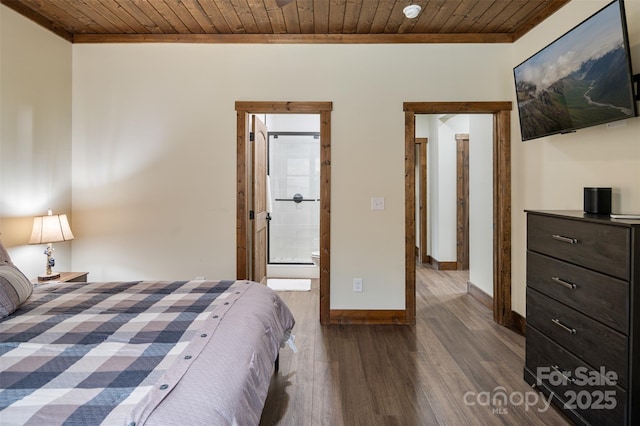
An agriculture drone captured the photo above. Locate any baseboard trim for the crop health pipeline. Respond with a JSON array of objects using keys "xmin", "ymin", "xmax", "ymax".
[
  {"xmin": 329, "ymin": 309, "xmax": 411, "ymax": 325},
  {"xmin": 509, "ymin": 311, "xmax": 526, "ymax": 336},
  {"xmin": 430, "ymin": 257, "xmax": 457, "ymax": 271},
  {"xmin": 467, "ymin": 281, "xmax": 493, "ymax": 310}
]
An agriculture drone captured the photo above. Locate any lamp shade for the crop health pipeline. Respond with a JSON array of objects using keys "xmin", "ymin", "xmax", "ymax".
[{"xmin": 29, "ymin": 212, "xmax": 74, "ymax": 244}]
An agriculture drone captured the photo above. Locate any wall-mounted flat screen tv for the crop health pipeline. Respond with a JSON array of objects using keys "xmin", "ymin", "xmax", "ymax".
[{"xmin": 514, "ymin": 0, "xmax": 638, "ymax": 141}]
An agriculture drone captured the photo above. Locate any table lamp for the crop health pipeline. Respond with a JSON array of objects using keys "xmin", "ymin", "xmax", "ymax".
[{"xmin": 29, "ymin": 209, "xmax": 74, "ymax": 281}]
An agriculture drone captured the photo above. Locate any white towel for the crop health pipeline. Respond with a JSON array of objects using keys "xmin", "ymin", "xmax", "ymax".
[{"xmin": 266, "ymin": 175, "xmax": 273, "ymax": 214}]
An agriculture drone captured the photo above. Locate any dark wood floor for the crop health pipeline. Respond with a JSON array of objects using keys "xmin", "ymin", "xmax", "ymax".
[{"xmin": 260, "ymin": 265, "xmax": 570, "ymax": 426}]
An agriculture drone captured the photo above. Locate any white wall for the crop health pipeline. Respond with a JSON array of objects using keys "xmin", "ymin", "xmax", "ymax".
[
  {"xmin": 415, "ymin": 114, "xmax": 431, "ymax": 257},
  {"xmin": 511, "ymin": 0, "xmax": 640, "ymax": 315},
  {"xmin": 70, "ymin": 43, "xmax": 512, "ymax": 310},
  {"xmin": 431, "ymin": 114, "xmax": 469, "ymax": 262},
  {"xmin": 264, "ymin": 113, "xmax": 319, "ymax": 132},
  {"xmin": 426, "ymin": 115, "xmax": 440, "ymax": 262},
  {"xmin": 469, "ymin": 115, "xmax": 494, "ymax": 296},
  {"xmin": 0, "ymin": 6, "xmax": 72, "ymax": 279}
]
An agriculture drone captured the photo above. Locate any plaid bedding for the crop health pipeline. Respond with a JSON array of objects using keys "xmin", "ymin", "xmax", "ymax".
[{"xmin": 0, "ymin": 279, "xmax": 255, "ymax": 425}]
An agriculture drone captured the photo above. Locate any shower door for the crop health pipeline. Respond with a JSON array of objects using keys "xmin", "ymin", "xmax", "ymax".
[{"xmin": 268, "ymin": 132, "xmax": 320, "ymax": 264}]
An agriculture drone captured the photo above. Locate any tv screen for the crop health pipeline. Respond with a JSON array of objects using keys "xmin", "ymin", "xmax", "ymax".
[{"xmin": 514, "ymin": 0, "xmax": 638, "ymax": 141}]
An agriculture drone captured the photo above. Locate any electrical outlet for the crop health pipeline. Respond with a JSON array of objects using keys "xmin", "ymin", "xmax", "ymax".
[
  {"xmin": 353, "ymin": 278, "xmax": 363, "ymax": 292},
  {"xmin": 371, "ymin": 197, "xmax": 385, "ymax": 211},
  {"xmin": 195, "ymin": 276, "xmax": 205, "ymax": 280}
]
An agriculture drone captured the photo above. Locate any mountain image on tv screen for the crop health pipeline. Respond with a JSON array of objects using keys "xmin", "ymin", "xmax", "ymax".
[{"xmin": 514, "ymin": 0, "xmax": 636, "ymax": 141}]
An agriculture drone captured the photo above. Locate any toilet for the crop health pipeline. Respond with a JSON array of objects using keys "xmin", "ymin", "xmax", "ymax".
[{"xmin": 311, "ymin": 251, "xmax": 320, "ymax": 266}]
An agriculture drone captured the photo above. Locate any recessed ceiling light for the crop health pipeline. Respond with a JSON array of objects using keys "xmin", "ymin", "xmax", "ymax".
[{"xmin": 403, "ymin": 5, "xmax": 422, "ymax": 19}]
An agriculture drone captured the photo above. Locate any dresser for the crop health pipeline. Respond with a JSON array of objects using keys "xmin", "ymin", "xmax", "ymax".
[{"xmin": 524, "ymin": 210, "xmax": 639, "ymax": 425}]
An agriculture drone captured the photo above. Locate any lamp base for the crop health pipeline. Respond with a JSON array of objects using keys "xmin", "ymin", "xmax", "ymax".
[{"xmin": 38, "ymin": 273, "xmax": 61, "ymax": 281}]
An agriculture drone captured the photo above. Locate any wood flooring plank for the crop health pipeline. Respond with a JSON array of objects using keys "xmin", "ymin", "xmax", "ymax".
[
  {"xmin": 331, "ymin": 328, "xmax": 378, "ymax": 426},
  {"xmin": 415, "ymin": 348, "xmax": 496, "ymax": 426},
  {"xmin": 310, "ymin": 359, "xmax": 342, "ymax": 426}
]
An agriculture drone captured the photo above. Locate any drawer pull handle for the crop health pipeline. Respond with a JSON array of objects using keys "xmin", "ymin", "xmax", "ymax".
[
  {"xmin": 551, "ymin": 234, "xmax": 579, "ymax": 244},
  {"xmin": 552, "ymin": 318, "xmax": 576, "ymax": 335},
  {"xmin": 551, "ymin": 365, "xmax": 576, "ymax": 383},
  {"xmin": 551, "ymin": 277, "xmax": 576, "ymax": 289}
]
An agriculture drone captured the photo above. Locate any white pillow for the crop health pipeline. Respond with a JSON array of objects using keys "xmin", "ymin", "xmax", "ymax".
[{"xmin": 0, "ymin": 264, "xmax": 33, "ymax": 318}]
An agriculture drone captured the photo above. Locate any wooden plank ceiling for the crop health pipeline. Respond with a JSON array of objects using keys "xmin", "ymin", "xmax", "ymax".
[{"xmin": 0, "ymin": 0, "xmax": 570, "ymax": 43}]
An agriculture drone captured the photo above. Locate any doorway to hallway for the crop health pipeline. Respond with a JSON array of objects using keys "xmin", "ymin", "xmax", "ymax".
[{"xmin": 404, "ymin": 101, "xmax": 513, "ymax": 327}]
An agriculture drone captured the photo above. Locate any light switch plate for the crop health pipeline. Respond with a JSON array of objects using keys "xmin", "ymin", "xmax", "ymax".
[{"xmin": 353, "ymin": 278, "xmax": 363, "ymax": 292}]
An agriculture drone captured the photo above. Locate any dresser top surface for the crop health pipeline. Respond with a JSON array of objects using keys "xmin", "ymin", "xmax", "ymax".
[{"xmin": 525, "ymin": 210, "xmax": 640, "ymax": 227}]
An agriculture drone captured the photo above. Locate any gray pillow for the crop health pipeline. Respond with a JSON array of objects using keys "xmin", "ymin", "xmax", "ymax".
[
  {"xmin": 0, "ymin": 264, "xmax": 33, "ymax": 318},
  {"xmin": 0, "ymin": 239, "xmax": 13, "ymax": 266}
]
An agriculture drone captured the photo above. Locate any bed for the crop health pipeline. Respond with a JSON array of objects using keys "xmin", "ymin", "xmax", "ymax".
[{"xmin": 0, "ymin": 259, "xmax": 295, "ymax": 426}]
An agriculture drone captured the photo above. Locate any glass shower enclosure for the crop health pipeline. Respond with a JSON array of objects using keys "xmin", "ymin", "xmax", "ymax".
[{"xmin": 268, "ymin": 132, "xmax": 320, "ymax": 264}]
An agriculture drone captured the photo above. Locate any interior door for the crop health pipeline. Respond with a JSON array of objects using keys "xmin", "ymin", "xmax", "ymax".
[
  {"xmin": 251, "ymin": 116, "xmax": 269, "ymax": 283},
  {"xmin": 415, "ymin": 138, "xmax": 428, "ymax": 264},
  {"xmin": 456, "ymin": 133, "xmax": 470, "ymax": 270}
]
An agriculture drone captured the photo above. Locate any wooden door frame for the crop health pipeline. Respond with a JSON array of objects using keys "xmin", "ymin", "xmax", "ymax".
[
  {"xmin": 404, "ymin": 102, "xmax": 512, "ymax": 327},
  {"xmin": 236, "ymin": 101, "xmax": 333, "ymax": 325}
]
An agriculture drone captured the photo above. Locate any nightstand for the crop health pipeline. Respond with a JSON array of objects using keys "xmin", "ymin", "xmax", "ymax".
[{"xmin": 32, "ymin": 272, "xmax": 89, "ymax": 285}]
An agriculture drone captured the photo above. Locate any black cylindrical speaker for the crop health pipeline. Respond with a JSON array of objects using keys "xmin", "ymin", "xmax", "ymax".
[{"xmin": 584, "ymin": 187, "xmax": 611, "ymax": 215}]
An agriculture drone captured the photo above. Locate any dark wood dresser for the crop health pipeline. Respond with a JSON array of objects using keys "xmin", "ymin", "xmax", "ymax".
[{"xmin": 524, "ymin": 210, "xmax": 640, "ymax": 425}]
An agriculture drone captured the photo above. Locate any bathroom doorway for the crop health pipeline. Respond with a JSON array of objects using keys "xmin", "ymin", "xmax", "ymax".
[{"xmin": 235, "ymin": 101, "xmax": 332, "ymax": 325}]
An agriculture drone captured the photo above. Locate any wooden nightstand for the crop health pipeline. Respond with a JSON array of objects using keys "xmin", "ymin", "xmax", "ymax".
[{"xmin": 32, "ymin": 272, "xmax": 89, "ymax": 285}]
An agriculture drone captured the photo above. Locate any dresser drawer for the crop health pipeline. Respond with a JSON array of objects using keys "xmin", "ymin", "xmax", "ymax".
[
  {"xmin": 527, "ymin": 251, "xmax": 629, "ymax": 334},
  {"xmin": 527, "ymin": 214, "xmax": 630, "ymax": 280},
  {"xmin": 527, "ymin": 289, "xmax": 628, "ymax": 388},
  {"xmin": 526, "ymin": 326, "xmax": 626, "ymax": 426}
]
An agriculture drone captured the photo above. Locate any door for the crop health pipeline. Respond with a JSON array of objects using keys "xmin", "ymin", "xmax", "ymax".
[
  {"xmin": 252, "ymin": 116, "xmax": 268, "ymax": 283},
  {"xmin": 456, "ymin": 133, "xmax": 470, "ymax": 270}
]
